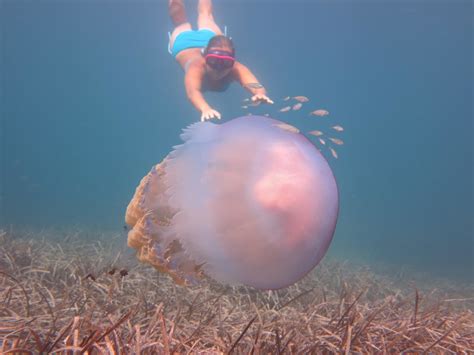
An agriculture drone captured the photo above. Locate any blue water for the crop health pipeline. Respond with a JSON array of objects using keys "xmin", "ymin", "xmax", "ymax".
[{"xmin": 1, "ymin": 1, "xmax": 472, "ymax": 281}]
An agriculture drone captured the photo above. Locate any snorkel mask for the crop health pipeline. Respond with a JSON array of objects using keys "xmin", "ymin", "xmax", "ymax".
[{"xmin": 204, "ymin": 49, "xmax": 235, "ymax": 70}]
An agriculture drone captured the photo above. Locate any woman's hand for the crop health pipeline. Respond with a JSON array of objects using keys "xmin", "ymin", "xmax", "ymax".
[
  {"xmin": 251, "ymin": 94, "xmax": 274, "ymax": 105},
  {"xmin": 201, "ymin": 108, "xmax": 221, "ymax": 122}
]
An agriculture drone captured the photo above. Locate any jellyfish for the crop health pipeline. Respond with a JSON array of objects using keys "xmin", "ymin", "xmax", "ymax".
[{"xmin": 125, "ymin": 115, "xmax": 339, "ymax": 290}]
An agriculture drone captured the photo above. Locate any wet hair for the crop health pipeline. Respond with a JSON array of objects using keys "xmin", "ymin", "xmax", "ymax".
[{"xmin": 204, "ymin": 35, "xmax": 235, "ymax": 56}]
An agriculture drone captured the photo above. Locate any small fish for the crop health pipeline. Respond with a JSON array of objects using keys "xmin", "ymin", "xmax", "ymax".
[
  {"xmin": 292, "ymin": 103, "xmax": 303, "ymax": 111},
  {"xmin": 248, "ymin": 101, "xmax": 261, "ymax": 107},
  {"xmin": 329, "ymin": 137, "xmax": 344, "ymax": 145},
  {"xmin": 273, "ymin": 123, "xmax": 300, "ymax": 134},
  {"xmin": 332, "ymin": 125, "xmax": 344, "ymax": 132},
  {"xmin": 242, "ymin": 98, "xmax": 250, "ymax": 102},
  {"xmin": 264, "ymin": 113, "xmax": 270, "ymax": 117},
  {"xmin": 308, "ymin": 130, "xmax": 324, "ymax": 137},
  {"xmin": 283, "ymin": 96, "xmax": 290, "ymax": 101},
  {"xmin": 279, "ymin": 106, "xmax": 291, "ymax": 112},
  {"xmin": 241, "ymin": 105, "xmax": 248, "ymax": 109},
  {"xmin": 293, "ymin": 96, "xmax": 309, "ymax": 103},
  {"xmin": 310, "ymin": 109, "xmax": 329, "ymax": 116},
  {"xmin": 329, "ymin": 147, "xmax": 338, "ymax": 159},
  {"xmin": 84, "ymin": 273, "xmax": 96, "ymax": 282},
  {"xmin": 318, "ymin": 138, "xmax": 326, "ymax": 145}
]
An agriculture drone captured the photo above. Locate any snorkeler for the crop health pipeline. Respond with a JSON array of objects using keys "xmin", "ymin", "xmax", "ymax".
[{"xmin": 168, "ymin": 0, "xmax": 274, "ymax": 122}]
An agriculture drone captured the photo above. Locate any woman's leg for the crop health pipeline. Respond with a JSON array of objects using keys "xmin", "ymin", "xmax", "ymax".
[
  {"xmin": 169, "ymin": 0, "xmax": 192, "ymax": 49},
  {"xmin": 197, "ymin": 0, "xmax": 223, "ymax": 35}
]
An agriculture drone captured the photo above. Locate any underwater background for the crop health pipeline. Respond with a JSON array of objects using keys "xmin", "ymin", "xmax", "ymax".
[{"xmin": 1, "ymin": 0, "xmax": 472, "ymax": 286}]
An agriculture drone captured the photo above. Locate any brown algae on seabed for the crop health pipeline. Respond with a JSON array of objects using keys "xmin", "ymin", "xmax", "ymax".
[{"xmin": 0, "ymin": 229, "xmax": 473, "ymax": 353}]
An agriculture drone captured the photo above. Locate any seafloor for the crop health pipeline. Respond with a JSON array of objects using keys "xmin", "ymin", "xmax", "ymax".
[{"xmin": 0, "ymin": 229, "xmax": 472, "ymax": 354}]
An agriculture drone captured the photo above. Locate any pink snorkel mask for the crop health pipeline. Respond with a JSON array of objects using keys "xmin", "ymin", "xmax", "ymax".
[{"xmin": 204, "ymin": 49, "xmax": 235, "ymax": 70}]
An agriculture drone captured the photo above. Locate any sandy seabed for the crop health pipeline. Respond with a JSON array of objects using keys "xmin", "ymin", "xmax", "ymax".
[{"xmin": 0, "ymin": 229, "xmax": 472, "ymax": 354}]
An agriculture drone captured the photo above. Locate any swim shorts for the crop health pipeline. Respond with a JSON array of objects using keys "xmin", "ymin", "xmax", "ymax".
[{"xmin": 169, "ymin": 29, "xmax": 216, "ymax": 58}]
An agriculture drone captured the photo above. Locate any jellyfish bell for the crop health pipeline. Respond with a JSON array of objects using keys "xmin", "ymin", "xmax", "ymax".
[{"xmin": 125, "ymin": 115, "xmax": 339, "ymax": 290}]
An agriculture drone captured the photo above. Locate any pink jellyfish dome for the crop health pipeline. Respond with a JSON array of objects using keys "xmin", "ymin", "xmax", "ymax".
[{"xmin": 125, "ymin": 116, "xmax": 339, "ymax": 290}]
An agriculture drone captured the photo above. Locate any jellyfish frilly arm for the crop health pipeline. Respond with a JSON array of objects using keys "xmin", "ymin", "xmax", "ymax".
[
  {"xmin": 125, "ymin": 161, "xmax": 205, "ymax": 286},
  {"xmin": 125, "ymin": 161, "xmax": 169, "ymax": 227}
]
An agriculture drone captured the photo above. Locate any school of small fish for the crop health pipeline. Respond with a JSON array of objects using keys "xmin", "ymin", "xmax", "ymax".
[{"xmin": 239, "ymin": 94, "xmax": 344, "ymax": 159}]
